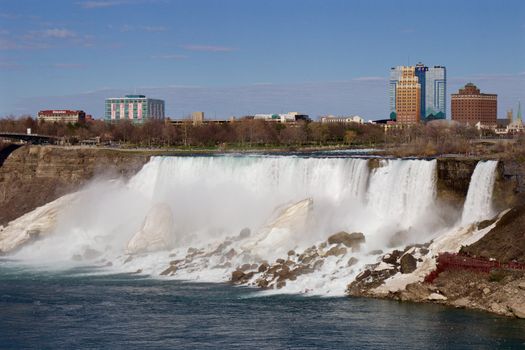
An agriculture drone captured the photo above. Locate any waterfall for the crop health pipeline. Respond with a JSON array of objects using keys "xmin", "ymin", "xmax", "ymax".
[
  {"xmin": 366, "ymin": 159, "xmax": 437, "ymax": 225},
  {"xmin": 5, "ymin": 155, "xmax": 441, "ymax": 295},
  {"xmin": 461, "ymin": 160, "xmax": 498, "ymax": 225}
]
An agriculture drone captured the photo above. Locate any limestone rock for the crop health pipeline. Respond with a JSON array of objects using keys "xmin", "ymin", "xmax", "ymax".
[
  {"xmin": 400, "ymin": 253, "xmax": 417, "ymax": 274},
  {"xmin": 428, "ymin": 293, "xmax": 447, "ymax": 301},
  {"xmin": 327, "ymin": 231, "xmax": 365, "ymax": 249},
  {"xmin": 347, "ymin": 257, "xmax": 359, "ymax": 267},
  {"xmin": 325, "ymin": 245, "xmax": 347, "ymax": 257},
  {"xmin": 509, "ymin": 303, "xmax": 525, "ymax": 319},
  {"xmin": 126, "ymin": 203, "xmax": 175, "ymax": 255}
]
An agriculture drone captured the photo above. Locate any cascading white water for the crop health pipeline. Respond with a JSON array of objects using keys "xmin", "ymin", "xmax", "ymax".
[
  {"xmin": 5, "ymin": 155, "xmax": 443, "ymax": 295},
  {"xmin": 461, "ymin": 160, "xmax": 499, "ymax": 225}
]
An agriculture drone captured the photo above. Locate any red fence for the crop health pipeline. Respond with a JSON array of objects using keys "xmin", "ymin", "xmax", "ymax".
[{"xmin": 424, "ymin": 252, "xmax": 525, "ymax": 283}]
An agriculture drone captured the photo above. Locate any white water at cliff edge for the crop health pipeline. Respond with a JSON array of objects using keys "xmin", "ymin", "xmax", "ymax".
[
  {"xmin": 461, "ymin": 160, "xmax": 498, "ymax": 225},
  {"xmin": 2, "ymin": 156, "xmax": 500, "ymax": 296}
]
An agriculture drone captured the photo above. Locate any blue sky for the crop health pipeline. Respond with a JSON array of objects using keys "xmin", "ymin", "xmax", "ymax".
[{"xmin": 0, "ymin": 0, "xmax": 524, "ymax": 119}]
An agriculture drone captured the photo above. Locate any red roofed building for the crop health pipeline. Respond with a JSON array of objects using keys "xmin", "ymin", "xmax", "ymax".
[{"xmin": 37, "ymin": 110, "xmax": 86, "ymax": 123}]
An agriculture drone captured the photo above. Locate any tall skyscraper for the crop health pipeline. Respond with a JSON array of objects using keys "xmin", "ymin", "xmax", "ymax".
[
  {"xmin": 104, "ymin": 94, "xmax": 165, "ymax": 123},
  {"xmin": 395, "ymin": 66, "xmax": 421, "ymax": 124},
  {"xmin": 390, "ymin": 63, "xmax": 446, "ymax": 121}
]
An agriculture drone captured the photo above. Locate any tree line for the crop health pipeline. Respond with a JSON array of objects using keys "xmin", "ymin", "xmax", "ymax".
[{"xmin": 0, "ymin": 115, "xmax": 522, "ymax": 158}]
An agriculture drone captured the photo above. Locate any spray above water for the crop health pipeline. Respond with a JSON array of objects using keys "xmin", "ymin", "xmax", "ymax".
[
  {"xmin": 0, "ymin": 156, "xmax": 499, "ymax": 296},
  {"xmin": 461, "ymin": 160, "xmax": 498, "ymax": 225}
]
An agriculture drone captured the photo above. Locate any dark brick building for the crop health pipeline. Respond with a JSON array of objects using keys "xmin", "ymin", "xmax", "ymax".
[{"xmin": 451, "ymin": 83, "xmax": 497, "ymax": 126}]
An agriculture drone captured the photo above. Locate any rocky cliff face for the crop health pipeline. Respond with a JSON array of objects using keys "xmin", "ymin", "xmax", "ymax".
[
  {"xmin": 436, "ymin": 158, "xmax": 524, "ymax": 210},
  {"xmin": 0, "ymin": 146, "xmax": 150, "ymax": 226}
]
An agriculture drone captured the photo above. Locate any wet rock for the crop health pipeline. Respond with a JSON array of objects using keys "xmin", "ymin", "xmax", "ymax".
[
  {"xmin": 327, "ymin": 231, "xmax": 365, "ymax": 249},
  {"xmin": 318, "ymin": 242, "xmax": 327, "ymax": 249},
  {"xmin": 238, "ymin": 227, "xmax": 251, "ymax": 239},
  {"xmin": 355, "ymin": 269, "xmax": 371, "ymax": 282},
  {"xmin": 347, "ymin": 257, "xmax": 359, "ymax": 267},
  {"xmin": 239, "ymin": 263, "xmax": 252, "ymax": 272},
  {"xmin": 225, "ymin": 248, "xmax": 236, "ymax": 260},
  {"xmin": 231, "ymin": 270, "xmax": 246, "ymax": 283},
  {"xmin": 276, "ymin": 280, "xmax": 286, "ymax": 289},
  {"xmin": 276, "ymin": 258, "xmax": 285, "ymax": 264},
  {"xmin": 287, "ymin": 250, "xmax": 296, "ymax": 256},
  {"xmin": 312, "ymin": 260, "xmax": 324, "ymax": 270},
  {"xmin": 134, "ymin": 269, "xmax": 143, "ymax": 274},
  {"xmin": 298, "ymin": 251, "xmax": 318, "ymax": 264},
  {"xmin": 123, "ymin": 256, "xmax": 133, "ymax": 264},
  {"xmin": 400, "ymin": 253, "xmax": 418, "ymax": 274},
  {"xmin": 419, "ymin": 248, "xmax": 430, "ymax": 255},
  {"xmin": 256, "ymin": 278, "xmax": 269, "ymax": 288},
  {"xmin": 382, "ymin": 250, "xmax": 402, "ymax": 265},
  {"xmin": 170, "ymin": 259, "xmax": 184, "ymax": 266},
  {"xmin": 276, "ymin": 265, "xmax": 291, "ymax": 279},
  {"xmin": 258, "ymin": 262, "xmax": 269, "ymax": 272},
  {"xmin": 325, "ymin": 246, "xmax": 347, "ymax": 257},
  {"xmin": 368, "ymin": 249, "xmax": 383, "ymax": 256},
  {"xmin": 214, "ymin": 262, "xmax": 232, "ymax": 269},
  {"xmin": 160, "ymin": 265, "xmax": 177, "ymax": 276}
]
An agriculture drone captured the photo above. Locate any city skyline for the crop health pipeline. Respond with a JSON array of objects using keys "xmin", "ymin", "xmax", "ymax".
[{"xmin": 1, "ymin": 0, "xmax": 524, "ymax": 119}]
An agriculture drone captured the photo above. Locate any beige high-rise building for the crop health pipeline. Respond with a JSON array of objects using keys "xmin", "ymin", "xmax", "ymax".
[{"xmin": 395, "ymin": 66, "xmax": 421, "ymax": 124}]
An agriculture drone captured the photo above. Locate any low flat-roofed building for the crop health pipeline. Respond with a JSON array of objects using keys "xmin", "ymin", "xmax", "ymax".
[
  {"xmin": 37, "ymin": 110, "xmax": 86, "ymax": 123},
  {"xmin": 254, "ymin": 112, "xmax": 310, "ymax": 123},
  {"xmin": 320, "ymin": 115, "xmax": 364, "ymax": 124},
  {"xmin": 105, "ymin": 94, "xmax": 165, "ymax": 124}
]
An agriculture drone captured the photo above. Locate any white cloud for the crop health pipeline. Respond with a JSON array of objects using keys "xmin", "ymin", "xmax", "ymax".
[
  {"xmin": 151, "ymin": 54, "xmax": 187, "ymax": 60},
  {"xmin": 41, "ymin": 28, "xmax": 77, "ymax": 39},
  {"xmin": 142, "ymin": 26, "xmax": 168, "ymax": 32},
  {"xmin": 182, "ymin": 44, "xmax": 236, "ymax": 52},
  {"xmin": 51, "ymin": 63, "xmax": 86, "ymax": 69},
  {"xmin": 78, "ymin": 1, "xmax": 130, "ymax": 9}
]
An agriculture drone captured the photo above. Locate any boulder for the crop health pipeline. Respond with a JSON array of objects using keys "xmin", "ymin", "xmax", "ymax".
[
  {"xmin": 368, "ymin": 249, "xmax": 383, "ymax": 256},
  {"xmin": 428, "ymin": 293, "xmax": 447, "ymax": 301},
  {"xmin": 327, "ymin": 231, "xmax": 365, "ymax": 249},
  {"xmin": 231, "ymin": 270, "xmax": 245, "ymax": 283},
  {"xmin": 258, "ymin": 262, "xmax": 269, "ymax": 273},
  {"xmin": 382, "ymin": 250, "xmax": 402, "ymax": 265},
  {"xmin": 325, "ymin": 246, "xmax": 347, "ymax": 257},
  {"xmin": 225, "ymin": 248, "xmax": 236, "ymax": 260},
  {"xmin": 453, "ymin": 297, "xmax": 470, "ymax": 308},
  {"xmin": 400, "ymin": 253, "xmax": 417, "ymax": 274},
  {"xmin": 347, "ymin": 257, "xmax": 359, "ymax": 267},
  {"xmin": 510, "ymin": 303, "xmax": 525, "ymax": 319},
  {"xmin": 238, "ymin": 228, "xmax": 251, "ymax": 239},
  {"xmin": 160, "ymin": 265, "xmax": 177, "ymax": 276},
  {"xmin": 126, "ymin": 203, "xmax": 175, "ymax": 255}
]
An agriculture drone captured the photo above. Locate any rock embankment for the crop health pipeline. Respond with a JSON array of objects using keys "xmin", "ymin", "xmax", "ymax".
[
  {"xmin": 347, "ymin": 207, "xmax": 525, "ymax": 319},
  {"xmin": 0, "ymin": 145, "xmax": 150, "ymax": 226}
]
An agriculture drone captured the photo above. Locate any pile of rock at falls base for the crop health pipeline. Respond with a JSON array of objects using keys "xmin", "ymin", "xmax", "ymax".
[
  {"xmin": 230, "ymin": 231, "xmax": 366, "ymax": 290},
  {"xmin": 346, "ymin": 244, "xmax": 431, "ymax": 294}
]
